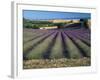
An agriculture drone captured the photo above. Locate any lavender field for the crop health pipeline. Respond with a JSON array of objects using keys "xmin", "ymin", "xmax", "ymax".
[{"xmin": 23, "ymin": 27, "xmax": 91, "ymax": 69}]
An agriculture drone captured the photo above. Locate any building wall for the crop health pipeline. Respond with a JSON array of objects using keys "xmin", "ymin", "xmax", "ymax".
[
  {"xmin": 40, "ymin": 26, "xmax": 57, "ymax": 29},
  {"xmin": 87, "ymin": 19, "xmax": 91, "ymax": 29}
]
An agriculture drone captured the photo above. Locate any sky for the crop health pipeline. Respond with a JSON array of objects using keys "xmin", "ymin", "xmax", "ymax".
[{"xmin": 23, "ymin": 10, "xmax": 91, "ymax": 20}]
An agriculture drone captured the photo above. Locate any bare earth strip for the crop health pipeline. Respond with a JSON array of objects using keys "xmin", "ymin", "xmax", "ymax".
[{"xmin": 23, "ymin": 57, "xmax": 90, "ymax": 69}]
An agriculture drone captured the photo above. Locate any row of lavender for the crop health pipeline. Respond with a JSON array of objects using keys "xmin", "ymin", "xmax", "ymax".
[{"xmin": 23, "ymin": 28, "xmax": 90, "ymax": 60}]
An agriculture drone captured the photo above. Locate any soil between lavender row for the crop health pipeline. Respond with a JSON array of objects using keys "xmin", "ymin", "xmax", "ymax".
[{"xmin": 23, "ymin": 57, "xmax": 90, "ymax": 69}]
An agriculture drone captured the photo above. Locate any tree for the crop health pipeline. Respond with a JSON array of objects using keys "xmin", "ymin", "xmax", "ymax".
[{"xmin": 80, "ymin": 19, "xmax": 89, "ymax": 29}]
